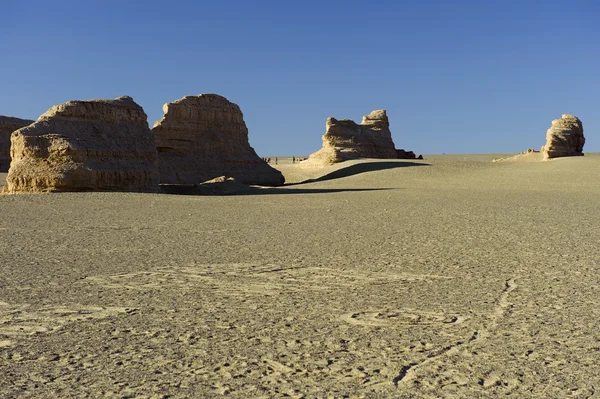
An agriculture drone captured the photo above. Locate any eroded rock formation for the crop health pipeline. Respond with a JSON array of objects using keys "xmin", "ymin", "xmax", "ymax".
[
  {"xmin": 0, "ymin": 116, "xmax": 34, "ymax": 172},
  {"xmin": 541, "ymin": 114, "xmax": 585, "ymax": 159},
  {"xmin": 302, "ymin": 110, "xmax": 420, "ymax": 167},
  {"xmin": 4, "ymin": 96, "xmax": 158, "ymax": 193},
  {"xmin": 396, "ymin": 149, "xmax": 423, "ymax": 160},
  {"xmin": 153, "ymin": 94, "xmax": 284, "ymax": 186}
]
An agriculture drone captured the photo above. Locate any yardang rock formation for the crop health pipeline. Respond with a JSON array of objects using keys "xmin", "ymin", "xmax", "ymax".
[
  {"xmin": 4, "ymin": 96, "xmax": 158, "ymax": 193},
  {"xmin": 153, "ymin": 94, "xmax": 284, "ymax": 186},
  {"xmin": 495, "ymin": 114, "xmax": 585, "ymax": 162},
  {"xmin": 541, "ymin": 114, "xmax": 584, "ymax": 159},
  {"xmin": 0, "ymin": 116, "xmax": 34, "ymax": 172},
  {"xmin": 302, "ymin": 110, "xmax": 420, "ymax": 167}
]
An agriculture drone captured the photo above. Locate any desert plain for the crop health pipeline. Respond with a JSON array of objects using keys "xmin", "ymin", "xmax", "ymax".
[{"xmin": 1, "ymin": 154, "xmax": 599, "ymax": 398}]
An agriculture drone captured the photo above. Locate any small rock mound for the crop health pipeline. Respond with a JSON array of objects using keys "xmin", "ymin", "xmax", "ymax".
[
  {"xmin": 493, "ymin": 149, "xmax": 543, "ymax": 162},
  {"xmin": 302, "ymin": 110, "xmax": 419, "ymax": 167},
  {"xmin": 0, "ymin": 116, "xmax": 34, "ymax": 172},
  {"xmin": 542, "ymin": 114, "xmax": 584, "ymax": 159},
  {"xmin": 153, "ymin": 94, "xmax": 284, "ymax": 186},
  {"xmin": 196, "ymin": 176, "xmax": 253, "ymax": 195},
  {"xmin": 4, "ymin": 96, "xmax": 158, "ymax": 193},
  {"xmin": 160, "ymin": 176, "xmax": 253, "ymax": 196}
]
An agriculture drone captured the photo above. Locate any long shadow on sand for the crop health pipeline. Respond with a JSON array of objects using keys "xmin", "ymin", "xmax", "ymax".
[
  {"xmin": 1, "ymin": 162, "xmax": 427, "ymax": 196},
  {"xmin": 160, "ymin": 186, "xmax": 394, "ymax": 196},
  {"xmin": 288, "ymin": 160, "xmax": 429, "ymax": 185},
  {"xmin": 160, "ymin": 161, "xmax": 428, "ymax": 196}
]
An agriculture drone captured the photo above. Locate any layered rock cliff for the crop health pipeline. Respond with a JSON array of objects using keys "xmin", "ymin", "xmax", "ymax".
[
  {"xmin": 4, "ymin": 96, "xmax": 158, "ymax": 193},
  {"xmin": 0, "ymin": 116, "xmax": 34, "ymax": 172},
  {"xmin": 153, "ymin": 94, "xmax": 284, "ymax": 186}
]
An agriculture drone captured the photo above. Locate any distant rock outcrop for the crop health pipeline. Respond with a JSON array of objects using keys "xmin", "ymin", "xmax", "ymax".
[
  {"xmin": 493, "ymin": 148, "xmax": 543, "ymax": 162},
  {"xmin": 396, "ymin": 149, "xmax": 423, "ymax": 160},
  {"xmin": 153, "ymin": 94, "xmax": 284, "ymax": 186},
  {"xmin": 494, "ymin": 114, "xmax": 585, "ymax": 162},
  {"xmin": 302, "ymin": 110, "xmax": 420, "ymax": 167},
  {"xmin": 0, "ymin": 116, "xmax": 34, "ymax": 172},
  {"xmin": 3, "ymin": 96, "xmax": 158, "ymax": 193},
  {"xmin": 541, "ymin": 114, "xmax": 585, "ymax": 159}
]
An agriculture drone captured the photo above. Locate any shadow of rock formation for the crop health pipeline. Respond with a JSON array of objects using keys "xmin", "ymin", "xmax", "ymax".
[
  {"xmin": 159, "ymin": 184, "xmax": 393, "ymax": 196},
  {"xmin": 292, "ymin": 161, "xmax": 429, "ymax": 185}
]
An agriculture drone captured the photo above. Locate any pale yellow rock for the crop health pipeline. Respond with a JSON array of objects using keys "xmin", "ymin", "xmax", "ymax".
[
  {"xmin": 497, "ymin": 114, "xmax": 585, "ymax": 162},
  {"xmin": 0, "ymin": 116, "xmax": 34, "ymax": 172},
  {"xmin": 153, "ymin": 94, "xmax": 284, "ymax": 186},
  {"xmin": 542, "ymin": 114, "xmax": 584, "ymax": 159},
  {"xmin": 301, "ymin": 110, "xmax": 416, "ymax": 167},
  {"xmin": 3, "ymin": 96, "xmax": 158, "ymax": 193}
]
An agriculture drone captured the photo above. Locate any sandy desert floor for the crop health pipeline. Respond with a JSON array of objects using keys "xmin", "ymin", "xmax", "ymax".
[{"xmin": 1, "ymin": 154, "xmax": 600, "ymax": 398}]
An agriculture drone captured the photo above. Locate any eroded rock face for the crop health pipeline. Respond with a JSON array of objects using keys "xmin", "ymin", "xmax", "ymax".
[
  {"xmin": 542, "ymin": 114, "xmax": 585, "ymax": 159},
  {"xmin": 0, "ymin": 116, "xmax": 34, "ymax": 172},
  {"xmin": 302, "ymin": 110, "xmax": 418, "ymax": 166},
  {"xmin": 4, "ymin": 96, "xmax": 158, "ymax": 193},
  {"xmin": 153, "ymin": 94, "xmax": 284, "ymax": 186}
]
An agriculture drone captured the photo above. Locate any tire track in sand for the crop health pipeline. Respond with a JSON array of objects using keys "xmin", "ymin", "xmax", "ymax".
[{"xmin": 394, "ymin": 278, "xmax": 518, "ymax": 388}]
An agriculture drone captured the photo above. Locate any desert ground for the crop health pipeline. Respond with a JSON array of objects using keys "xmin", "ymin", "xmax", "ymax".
[{"xmin": 1, "ymin": 154, "xmax": 600, "ymax": 398}]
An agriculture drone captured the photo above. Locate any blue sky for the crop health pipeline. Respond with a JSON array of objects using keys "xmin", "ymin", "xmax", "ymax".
[{"xmin": 1, "ymin": 0, "xmax": 598, "ymax": 155}]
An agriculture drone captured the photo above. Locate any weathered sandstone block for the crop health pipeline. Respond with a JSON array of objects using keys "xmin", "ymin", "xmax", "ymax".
[
  {"xmin": 302, "ymin": 110, "xmax": 420, "ymax": 166},
  {"xmin": 4, "ymin": 96, "xmax": 158, "ymax": 193},
  {"xmin": 0, "ymin": 116, "xmax": 34, "ymax": 172},
  {"xmin": 541, "ymin": 114, "xmax": 584, "ymax": 159},
  {"xmin": 153, "ymin": 94, "xmax": 284, "ymax": 186}
]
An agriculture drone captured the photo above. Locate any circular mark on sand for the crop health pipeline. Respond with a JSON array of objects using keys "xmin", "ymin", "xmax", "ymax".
[{"xmin": 340, "ymin": 309, "xmax": 468, "ymax": 327}]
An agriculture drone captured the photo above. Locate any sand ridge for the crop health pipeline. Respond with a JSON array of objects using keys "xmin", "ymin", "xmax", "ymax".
[{"xmin": 1, "ymin": 154, "xmax": 600, "ymax": 397}]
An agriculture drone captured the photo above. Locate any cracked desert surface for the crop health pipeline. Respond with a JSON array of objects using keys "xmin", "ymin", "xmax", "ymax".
[{"xmin": 1, "ymin": 154, "xmax": 600, "ymax": 398}]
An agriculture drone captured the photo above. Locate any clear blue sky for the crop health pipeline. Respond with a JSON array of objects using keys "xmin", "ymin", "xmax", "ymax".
[{"xmin": 1, "ymin": 0, "xmax": 598, "ymax": 155}]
